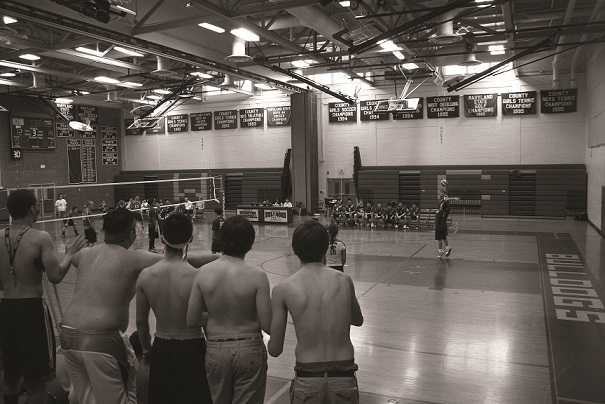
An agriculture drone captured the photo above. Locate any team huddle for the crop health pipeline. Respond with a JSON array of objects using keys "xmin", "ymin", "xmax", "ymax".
[
  {"xmin": 0, "ymin": 189, "xmax": 363, "ymax": 404},
  {"xmin": 331, "ymin": 199, "xmax": 420, "ymax": 230}
]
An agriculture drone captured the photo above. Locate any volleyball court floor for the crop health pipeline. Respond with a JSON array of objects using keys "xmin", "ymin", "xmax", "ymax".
[{"xmin": 34, "ymin": 215, "xmax": 605, "ymax": 403}]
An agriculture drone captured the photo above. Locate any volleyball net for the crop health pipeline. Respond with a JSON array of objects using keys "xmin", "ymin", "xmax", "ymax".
[{"xmin": 0, "ymin": 176, "xmax": 224, "ymax": 230}]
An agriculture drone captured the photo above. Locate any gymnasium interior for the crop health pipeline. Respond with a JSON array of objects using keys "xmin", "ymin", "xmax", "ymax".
[{"xmin": 0, "ymin": 0, "xmax": 604, "ymax": 403}]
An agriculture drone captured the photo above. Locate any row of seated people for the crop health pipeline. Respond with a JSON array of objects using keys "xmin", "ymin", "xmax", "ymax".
[{"xmin": 332, "ymin": 200, "xmax": 421, "ymax": 230}]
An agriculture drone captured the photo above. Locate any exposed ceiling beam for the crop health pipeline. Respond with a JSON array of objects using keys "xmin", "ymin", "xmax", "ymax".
[
  {"xmin": 132, "ymin": 15, "xmax": 207, "ymax": 35},
  {"xmin": 133, "ymin": 0, "xmax": 166, "ymax": 32},
  {"xmin": 349, "ymin": 0, "xmax": 477, "ymax": 55},
  {"xmin": 0, "ymin": 1, "xmax": 303, "ymax": 94},
  {"xmin": 231, "ymin": 0, "xmax": 321, "ymax": 17}
]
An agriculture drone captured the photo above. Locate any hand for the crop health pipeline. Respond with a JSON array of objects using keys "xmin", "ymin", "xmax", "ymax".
[{"xmin": 66, "ymin": 235, "xmax": 87, "ymax": 255}]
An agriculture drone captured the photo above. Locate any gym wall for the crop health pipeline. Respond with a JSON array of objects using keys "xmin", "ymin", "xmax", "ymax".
[
  {"xmin": 318, "ymin": 72, "xmax": 586, "ymax": 199},
  {"xmin": 585, "ymin": 44, "xmax": 605, "ymax": 233},
  {"xmin": 121, "ymin": 93, "xmax": 291, "ymax": 171},
  {"xmin": 0, "ymin": 96, "xmax": 122, "ymax": 207}
]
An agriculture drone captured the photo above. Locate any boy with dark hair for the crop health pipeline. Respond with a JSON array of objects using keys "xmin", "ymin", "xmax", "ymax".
[
  {"xmin": 1, "ymin": 189, "xmax": 86, "ymax": 404},
  {"xmin": 211, "ymin": 207, "xmax": 225, "ymax": 254},
  {"xmin": 188, "ymin": 216, "xmax": 271, "ymax": 404},
  {"xmin": 269, "ymin": 220, "xmax": 363, "ymax": 404},
  {"xmin": 61, "ymin": 207, "xmax": 217, "ymax": 404},
  {"xmin": 137, "ymin": 212, "xmax": 217, "ymax": 404}
]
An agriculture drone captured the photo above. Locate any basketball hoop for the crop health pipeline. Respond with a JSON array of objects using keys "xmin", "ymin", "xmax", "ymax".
[
  {"xmin": 372, "ymin": 98, "xmax": 421, "ymax": 112},
  {"xmin": 127, "ymin": 116, "xmax": 162, "ymax": 130}
]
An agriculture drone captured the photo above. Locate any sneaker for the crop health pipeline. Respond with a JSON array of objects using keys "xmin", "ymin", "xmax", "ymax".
[
  {"xmin": 437, "ymin": 249, "xmax": 444, "ymax": 258},
  {"xmin": 445, "ymin": 247, "xmax": 452, "ymax": 257}
]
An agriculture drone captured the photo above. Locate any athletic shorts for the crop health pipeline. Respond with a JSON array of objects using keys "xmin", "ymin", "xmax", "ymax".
[
  {"xmin": 0, "ymin": 298, "xmax": 56, "ymax": 386},
  {"xmin": 435, "ymin": 229, "xmax": 448, "ymax": 240},
  {"xmin": 149, "ymin": 338, "xmax": 212, "ymax": 404}
]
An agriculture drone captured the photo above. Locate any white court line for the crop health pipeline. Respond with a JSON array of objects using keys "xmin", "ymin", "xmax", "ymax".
[{"xmin": 265, "ymin": 381, "xmax": 290, "ymax": 404}]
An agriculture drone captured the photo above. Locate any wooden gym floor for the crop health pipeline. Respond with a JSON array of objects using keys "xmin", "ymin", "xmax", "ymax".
[{"xmin": 22, "ymin": 215, "xmax": 605, "ymax": 403}]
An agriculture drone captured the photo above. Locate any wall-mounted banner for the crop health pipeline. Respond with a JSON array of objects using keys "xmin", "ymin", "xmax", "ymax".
[
  {"xmin": 240, "ymin": 108, "xmax": 265, "ymax": 128},
  {"xmin": 167, "ymin": 114, "xmax": 189, "ymax": 133},
  {"xmin": 360, "ymin": 100, "xmax": 389, "ymax": 121},
  {"xmin": 100, "ymin": 126, "xmax": 118, "ymax": 139},
  {"xmin": 190, "ymin": 112, "xmax": 212, "ymax": 131},
  {"xmin": 427, "ymin": 96, "xmax": 460, "ymax": 118},
  {"xmin": 267, "ymin": 106, "xmax": 291, "ymax": 127},
  {"xmin": 56, "ymin": 103, "xmax": 74, "ymax": 137},
  {"xmin": 464, "ymin": 94, "xmax": 497, "ymax": 117},
  {"xmin": 501, "ymin": 91, "xmax": 537, "ymax": 115},
  {"xmin": 328, "ymin": 102, "xmax": 357, "ymax": 123},
  {"xmin": 145, "ymin": 117, "xmax": 165, "ymax": 135},
  {"xmin": 214, "ymin": 110, "xmax": 238, "ymax": 130},
  {"xmin": 541, "ymin": 89, "xmax": 577, "ymax": 113},
  {"xmin": 67, "ymin": 138, "xmax": 82, "ymax": 184},
  {"xmin": 81, "ymin": 138, "xmax": 97, "ymax": 183},
  {"xmin": 393, "ymin": 98, "xmax": 424, "ymax": 120},
  {"xmin": 74, "ymin": 105, "xmax": 99, "ymax": 130}
]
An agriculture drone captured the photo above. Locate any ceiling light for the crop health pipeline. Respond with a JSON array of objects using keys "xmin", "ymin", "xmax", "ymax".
[
  {"xmin": 198, "ymin": 22, "xmax": 225, "ymax": 33},
  {"xmin": 292, "ymin": 60, "xmax": 310, "ymax": 68},
  {"xmin": 146, "ymin": 94, "xmax": 162, "ymax": 100},
  {"xmin": 400, "ymin": 63, "xmax": 419, "ymax": 70},
  {"xmin": 378, "ymin": 40, "xmax": 402, "ymax": 52},
  {"xmin": 113, "ymin": 5, "xmax": 136, "ymax": 15},
  {"xmin": 75, "ymin": 46, "xmax": 104, "ymax": 57},
  {"xmin": 254, "ymin": 83, "xmax": 272, "ymax": 90},
  {"xmin": 490, "ymin": 50, "xmax": 505, "ymax": 55},
  {"xmin": 0, "ymin": 72, "xmax": 16, "ymax": 77},
  {"xmin": 121, "ymin": 81, "xmax": 143, "ymax": 88},
  {"xmin": 230, "ymin": 28, "xmax": 260, "ymax": 42},
  {"xmin": 94, "ymin": 76, "xmax": 120, "ymax": 84},
  {"xmin": 179, "ymin": 92, "xmax": 194, "ymax": 98},
  {"xmin": 19, "ymin": 54, "xmax": 40, "ymax": 61},
  {"xmin": 204, "ymin": 85, "xmax": 220, "ymax": 91},
  {"xmin": 488, "ymin": 44, "xmax": 505, "ymax": 52},
  {"xmin": 69, "ymin": 121, "xmax": 93, "ymax": 131},
  {"xmin": 55, "ymin": 97, "xmax": 73, "ymax": 104},
  {"xmin": 79, "ymin": 90, "xmax": 90, "ymax": 95},
  {"xmin": 153, "ymin": 89, "xmax": 171, "ymax": 95},
  {"xmin": 193, "ymin": 96, "xmax": 202, "ymax": 101},
  {"xmin": 392, "ymin": 51, "xmax": 405, "ymax": 60},
  {"xmin": 339, "ymin": 1, "xmax": 351, "ymax": 6},
  {"xmin": 190, "ymin": 71, "xmax": 213, "ymax": 79},
  {"xmin": 114, "ymin": 46, "xmax": 144, "ymax": 57},
  {"xmin": 3, "ymin": 16, "xmax": 17, "ymax": 24}
]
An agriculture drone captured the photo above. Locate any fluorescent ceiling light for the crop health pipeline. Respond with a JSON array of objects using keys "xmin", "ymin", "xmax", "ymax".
[
  {"xmin": 75, "ymin": 46, "xmax": 104, "ymax": 57},
  {"xmin": 0, "ymin": 72, "xmax": 16, "ymax": 77},
  {"xmin": 204, "ymin": 85, "xmax": 220, "ymax": 91},
  {"xmin": 488, "ymin": 44, "xmax": 505, "ymax": 52},
  {"xmin": 79, "ymin": 90, "xmax": 90, "ymax": 95},
  {"xmin": 392, "ymin": 51, "xmax": 405, "ymax": 60},
  {"xmin": 339, "ymin": 1, "xmax": 351, "ymax": 6},
  {"xmin": 192, "ymin": 96, "xmax": 202, "ymax": 101},
  {"xmin": 3, "ymin": 16, "xmax": 17, "ymax": 24},
  {"xmin": 198, "ymin": 22, "xmax": 225, "ymax": 33},
  {"xmin": 490, "ymin": 50, "xmax": 506, "ymax": 55},
  {"xmin": 94, "ymin": 76, "xmax": 120, "ymax": 84},
  {"xmin": 19, "ymin": 54, "xmax": 40, "ymax": 61},
  {"xmin": 401, "ymin": 63, "xmax": 419, "ymax": 70},
  {"xmin": 153, "ymin": 89, "xmax": 171, "ymax": 95},
  {"xmin": 190, "ymin": 71, "xmax": 213, "ymax": 78},
  {"xmin": 121, "ymin": 81, "xmax": 143, "ymax": 88},
  {"xmin": 113, "ymin": 5, "xmax": 136, "ymax": 15},
  {"xmin": 254, "ymin": 83, "xmax": 272, "ymax": 90},
  {"xmin": 378, "ymin": 40, "xmax": 402, "ymax": 52},
  {"xmin": 146, "ymin": 94, "xmax": 162, "ymax": 100},
  {"xmin": 114, "ymin": 46, "xmax": 144, "ymax": 57},
  {"xmin": 292, "ymin": 60, "xmax": 310, "ymax": 68},
  {"xmin": 55, "ymin": 98, "xmax": 73, "ymax": 104},
  {"xmin": 230, "ymin": 27, "xmax": 259, "ymax": 42}
]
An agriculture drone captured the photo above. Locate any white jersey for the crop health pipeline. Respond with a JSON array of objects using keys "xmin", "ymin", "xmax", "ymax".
[
  {"xmin": 185, "ymin": 201, "xmax": 193, "ymax": 210},
  {"xmin": 55, "ymin": 198, "xmax": 67, "ymax": 212},
  {"xmin": 326, "ymin": 240, "xmax": 346, "ymax": 267}
]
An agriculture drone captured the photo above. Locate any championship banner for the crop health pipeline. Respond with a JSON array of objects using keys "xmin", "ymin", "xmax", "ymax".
[
  {"xmin": 236, "ymin": 208, "xmax": 260, "ymax": 222},
  {"xmin": 263, "ymin": 209, "xmax": 288, "ymax": 223}
]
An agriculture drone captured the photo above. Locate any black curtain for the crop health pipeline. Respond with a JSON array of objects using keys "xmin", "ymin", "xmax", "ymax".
[
  {"xmin": 280, "ymin": 148, "xmax": 292, "ymax": 201},
  {"xmin": 353, "ymin": 146, "xmax": 361, "ymax": 200}
]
